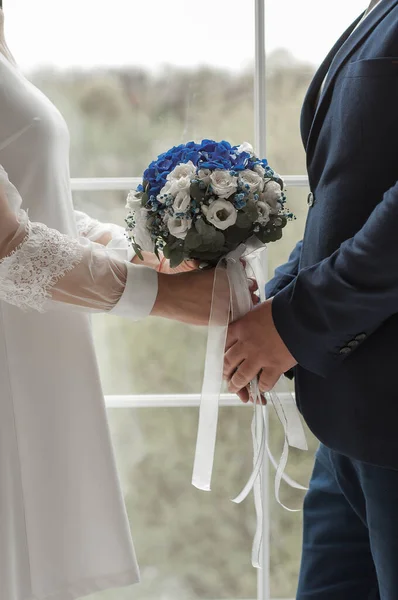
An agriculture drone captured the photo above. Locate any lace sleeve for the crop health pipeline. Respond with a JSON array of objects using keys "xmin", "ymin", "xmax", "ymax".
[
  {"xmin": 0, "ymin": 210, "xmax": 85, "ymax": 312},
  {"xmin": 0, "ymin": 179, "xmax": 158, "ymax": 318}
]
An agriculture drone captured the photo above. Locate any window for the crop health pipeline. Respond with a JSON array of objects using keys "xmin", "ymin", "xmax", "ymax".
[{"xmin": 6, "ymin": 1, "xmax": 367, "ymax": 598}]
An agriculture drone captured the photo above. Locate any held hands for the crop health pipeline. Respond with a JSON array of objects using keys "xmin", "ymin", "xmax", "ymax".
[{"xmin": 223, "ymin": 298, "xmax": 297, "ymax": 403}]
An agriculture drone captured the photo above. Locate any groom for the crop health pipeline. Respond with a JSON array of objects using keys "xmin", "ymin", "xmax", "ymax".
[{"xmin": 224, "ymin": 0, "xmax": 398, "ymax": 598}]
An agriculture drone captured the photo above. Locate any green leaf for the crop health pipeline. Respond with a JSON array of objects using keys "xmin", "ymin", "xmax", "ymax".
[
  {"xmin": 132, "ymin": 243, "xmax": 144, "ymax": 261},
  {"xmin": 243, "ymin": 199, "xmax": 259, "ymax": 223},
  {"xmin": 255, "ymin": 226, "xmax": 283, "ymax": 244},
  {"xmin": 169, "ymin": 248, "xmax": 185, "ymax": 269},
  {"xmin": 190, "ymin": 181, "xmax": 205, "ymax": 203},
  {"xmin": 162, "ymin": 243, "xmax": 172, "ymax": 259},
  {"xmin": 235, "ymin": 211, "xmax": 253, "ymax": 229},
  {"xmin": 224, "ymin": 224, "xmax": 252, "ymax": 245},
  {"xmin": 184, "ymin": 228, "xmax": 203, "ymax": 251},
  {"xmin": 190, "ymin": 248, "xmax": 226, "ymax": 263},
  {"xmin": 163, "ymin": 237, "xmax": 184, "ymax": 259},
  {"xmin": 141, "ymin": 192, "xmax": 149, "ymax": 207},
  {"xmin": 195, "ymin": 218, "xmax": 214, "ymax": 238}
]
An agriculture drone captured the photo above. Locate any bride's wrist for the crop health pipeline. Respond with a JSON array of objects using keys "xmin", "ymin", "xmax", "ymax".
[
  {"xmin": 151, "ymin": 273, "xmax": 174, "ymax": 319},
  {"xmin": 132, "ymin": 251, "xmax": 161, "ymax": 270}
]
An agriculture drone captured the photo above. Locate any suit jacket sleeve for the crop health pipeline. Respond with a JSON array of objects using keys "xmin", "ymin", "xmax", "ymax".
[
  {"xmin": 265, "ymin": 240, "xmax": 302, "ymax": 380},
  {"xmin": 272, "ymin": 180, "xmax": 398, "ymax": 377},
  {"xmin": 265, "ymin": 240, "xmax": 303, "ymax": 299}
]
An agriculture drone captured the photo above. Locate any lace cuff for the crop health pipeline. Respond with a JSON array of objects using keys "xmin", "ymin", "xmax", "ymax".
[{"xmin": 0, "ymin": 210, "xmax": 85, "ymax": 312}]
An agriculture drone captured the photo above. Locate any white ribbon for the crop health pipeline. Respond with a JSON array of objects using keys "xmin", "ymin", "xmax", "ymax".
[{"xmin": 192, "ymin": 242, "xmax": 308, "ymax": 568}]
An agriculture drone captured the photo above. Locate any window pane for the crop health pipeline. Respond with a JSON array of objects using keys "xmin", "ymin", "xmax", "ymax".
[
  {"xmin": 265, "ymin": 0, "xmax": 367, "ymax": 173},
  {"xmin": 6, "ymin": 0, "xmax": 254, "ymax": 178},
  {"xmin": 88, "ymin": 407, "xmax": 257, "ymax": 600},
  {"xmin": 267, "ymin": 412, "xmax": 318, "ymax": 599},
  {"xmin": 267, "ymin": 187, "xmax": 308, "ymax": 283}
]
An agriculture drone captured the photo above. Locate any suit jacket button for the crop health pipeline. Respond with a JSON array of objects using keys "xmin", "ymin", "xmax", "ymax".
[
  {"xmin": 307, "ymin": 192, "xmax": 315, "ymax": 207},
  {"xmin": 339, "ymin": 346, "xmax": 352, "ymax": 355},
  {"xmin": 355, "ymin": 333, "xmax": 367, "ymax": 342},
  {"xmin": 348, "ymin": 340, "xmax": 360, "ymax": 349}
]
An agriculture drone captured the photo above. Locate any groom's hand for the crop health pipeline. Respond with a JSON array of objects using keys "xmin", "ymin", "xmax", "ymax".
[{"xmin": 223, "ymin": 298, "xmax": 297, "ymax": 397}]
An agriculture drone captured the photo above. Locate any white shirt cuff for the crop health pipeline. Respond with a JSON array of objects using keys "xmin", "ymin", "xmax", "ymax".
[{"xmin": 110, "ymin": 261, "xmax": 158, "ymax": 321}]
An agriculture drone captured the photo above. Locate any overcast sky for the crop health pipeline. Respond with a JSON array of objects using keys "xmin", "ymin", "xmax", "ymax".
[{"xmin": 3, "ymin": 0, "xmax": 367, "ymax": 72}]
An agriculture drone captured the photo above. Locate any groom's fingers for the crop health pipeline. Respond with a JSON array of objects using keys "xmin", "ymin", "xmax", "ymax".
[
  {"xmin": 259, "ymin": 368, "xmax": 279, "ymax": 393},
  {"xmin": 225, "ymin": 323, "xmax": 239, "ymax": 351},
  {"xmin": 223, "ymin": 341, "xmax": 245, "ymax": 380},
  {"xmin": 229, "ymin": 359, "xmax": 260, "ymax": 393}
]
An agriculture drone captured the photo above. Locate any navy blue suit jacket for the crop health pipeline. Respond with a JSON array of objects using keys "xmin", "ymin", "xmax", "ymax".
[{"xmin": 267, "ymin": 0, "xmax": 398, "ymax": 468}]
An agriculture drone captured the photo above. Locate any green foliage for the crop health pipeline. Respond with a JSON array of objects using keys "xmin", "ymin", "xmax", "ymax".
[
  {"xmin": 190, "ymin": 181, "xmax": 206, "ymax": 203},
  {"xmin": 163, "ymin": 237, "xmax": 185, "ymax": 267},
  {"xmin": 243, "ymin": 199, "xmax": 259, "ymax": 223},
  {"xmin": 132, "ymin": 242, "xmax": 143, "ymax": 261}
]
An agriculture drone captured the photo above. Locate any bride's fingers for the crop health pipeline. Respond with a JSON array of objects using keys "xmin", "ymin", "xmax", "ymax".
[
  {"xmin": 248, "ymin": 278, "xmax": 260, "ymax": 305},
  {"xmin": 177, "ymin": 259, "xmax": 199, "ymax": 272},
  {"xmin": 248, "ymin": 278, "xmax": 258, "ymax": 292},
  {"xmin": 157, "ymin": 256, "xmax": 198, "ymax": 274},
  {"xmin": 236, "ymin": 387, "xmax": 250, "ymax": 403}
]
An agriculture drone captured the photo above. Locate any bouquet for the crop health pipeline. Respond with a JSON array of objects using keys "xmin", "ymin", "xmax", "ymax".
[
  {"xmin": 125, "ymin": 140, "xmax": 307, "ymax": 568},
  {"xmin": 125, "ymin": 140, "xmax": 294, "ymax": 267}
]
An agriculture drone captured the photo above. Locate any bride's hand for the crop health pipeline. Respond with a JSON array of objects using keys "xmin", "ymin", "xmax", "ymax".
[{"xmin": 132, "ymin": 251, "xmax": 198, "ymax": 273}]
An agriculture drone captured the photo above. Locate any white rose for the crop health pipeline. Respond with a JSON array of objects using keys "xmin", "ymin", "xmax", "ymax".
[
  {"xmin": 239, "ymin": 169, "xmax": 264, "ymax": 193},
  {"xmin": 167, "ymin": 160, "xmax": 196, "ymax": 181},
  {"xmin": 237, "ymin": 142, "xmax": 254, "ymax": 156},
  {"xmin": 126, "ymin": 189, "xmax": 143, "ymax": 211},
  {"xmin": 158, "ymin": 175, "xmax": 191, "ymax": 202},
  {"xmin": 133, "ymin": 208, "xmax": 155, "ymax": 252},
  {"xmin": 202, "ymin": 199, "xmax": 237, "ymax": 230},
  {"xmin": 173, "ymin": 190, "xmax": 191, "ymax": 214},
  {"xmin": 197, "ymin": 168, "xmax": 212, "ymax": 185},
  {"xmin": 167, "ymin": 215, "xmax": 192, "ymax": 239},
  {"xmin": 158, "ymin": 180, "xmax": 172, "ymax": 203},
  {"xmin": 253, "ymin": 164, "xmax": 266, "ymax": 178},
  {"xmin": 256, "ymin": 201, "xmax": 271, "ymax": 225},
  {"xmin": 262, "ymin": 180, "xmax": 283, "ymax": 214},
  {"xmin": 209, "ymin": 170, "xmax": 238, "ymax": 199}
]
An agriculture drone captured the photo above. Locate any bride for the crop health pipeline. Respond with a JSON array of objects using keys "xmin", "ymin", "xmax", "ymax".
[{"xmin": 0, "ymin": 7, "xmax": 216, "ymax": 600}]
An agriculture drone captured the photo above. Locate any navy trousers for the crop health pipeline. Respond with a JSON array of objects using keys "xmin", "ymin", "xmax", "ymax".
[{"xmin": 296, "ymin": 444, "xmax": 398, "ymax": 600}]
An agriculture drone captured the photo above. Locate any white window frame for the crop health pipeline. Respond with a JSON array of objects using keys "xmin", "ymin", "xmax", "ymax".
[{"xmin": 70, "ymin": 2, "xmax": 308, "ymax": 598}]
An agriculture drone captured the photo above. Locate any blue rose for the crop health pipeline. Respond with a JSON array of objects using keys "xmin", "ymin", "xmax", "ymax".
[
  {"xmin": 214, "ymin": 140, "xmax": 232, "ymax": 157},
  {"xmin": 232, "ymin": 151, "xmax": 251, "ymax": 170},
  {"xmin": 199, "ymin": 159, "xmax": 232, "ymax": 170},
  {"xmin": 181, "ymin": 149, "xmax": 200, "ymax": 165},
  {"xmin": 156, "ymin": 157, "xmax": 174, "ymax": 172},
  {"xmin": 199, "ymin": 139, "xmax": 218, "ymax": 153}
]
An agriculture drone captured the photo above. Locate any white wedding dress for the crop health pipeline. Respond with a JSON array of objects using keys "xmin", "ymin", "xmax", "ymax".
[{"xmin": 0, "ymin": 28, "xmax": 159, "ymax": 600}]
